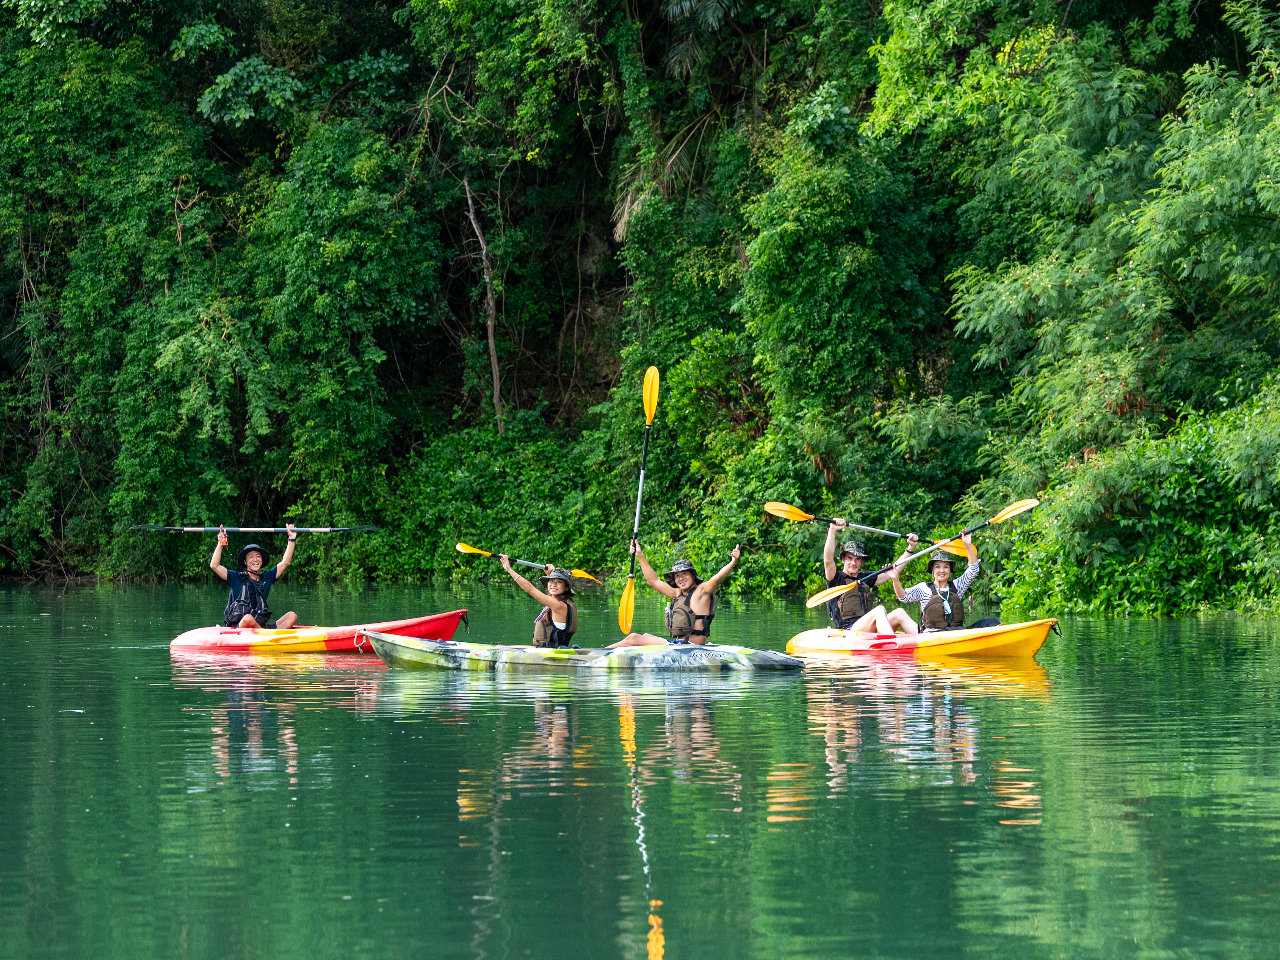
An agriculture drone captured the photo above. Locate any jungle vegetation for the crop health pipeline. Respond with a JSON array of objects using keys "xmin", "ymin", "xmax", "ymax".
[{"xmin": 3, "ymin": 0, "xmax": 1280, "ymax": 616}]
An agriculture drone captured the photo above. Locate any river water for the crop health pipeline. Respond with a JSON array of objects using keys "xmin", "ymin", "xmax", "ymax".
[{"xmin": 2, "ymin": 583, "xmax": 1279, "ymax": 959}]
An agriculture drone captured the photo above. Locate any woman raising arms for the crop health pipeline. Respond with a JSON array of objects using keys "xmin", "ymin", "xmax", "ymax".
[{"xmin": 500, "ymin": 555, "xmax": 579, "ymax": 648}]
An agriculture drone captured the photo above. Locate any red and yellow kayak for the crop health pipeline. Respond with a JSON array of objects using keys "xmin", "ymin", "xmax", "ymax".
[
  {"xmin": 170, "ymin": 610, "xmax": 468, "ymax": 654},
  {"xmin": 787, "ymin": 618, "xmax": 1057, "ymax": 658}
]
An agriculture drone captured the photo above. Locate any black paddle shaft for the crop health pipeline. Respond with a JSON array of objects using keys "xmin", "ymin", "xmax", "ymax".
[
  {"xmin": 130, "ymin": 525, "xmax": 379, "ymax": 533},
  {"xmin": 627, "ymin": 424, "xmax": 652, "ymax": 578}
]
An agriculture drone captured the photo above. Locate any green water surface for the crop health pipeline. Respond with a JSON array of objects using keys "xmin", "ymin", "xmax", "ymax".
[{"xmin": 2, "ymin": 583, "xmax": 1279, "ymax": 959}]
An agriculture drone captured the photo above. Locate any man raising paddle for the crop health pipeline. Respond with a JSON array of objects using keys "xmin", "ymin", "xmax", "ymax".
[
  {"xmin": 823, "ymin": 520, "xmax": 919, "ymax": 635},
  {"xmin": 610, "ymin": 540, "xmax": 740, "ymax": 647},
  {"xmin": 211, "ymin": 524, "xmax": 299, "ymax": 630}
]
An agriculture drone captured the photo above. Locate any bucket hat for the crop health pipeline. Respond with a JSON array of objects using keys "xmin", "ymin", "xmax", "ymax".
[
  {"xmin": 840, "ymin": 540, "xmax": 869, "ymax": 559},
  {"xmin": 237, "ymin": 543, "xmax": 271, "ymax": 569},
  {"xmin": 663, "ymin": 559, "xmax": 703, "ymax": 587},
  {"xmin": 537, "ymin": 568, "xmax": 576, "ymax": 596},
  {"xmin": 927, "ymin": 549, "xmax": 955, "ymax": 573}
]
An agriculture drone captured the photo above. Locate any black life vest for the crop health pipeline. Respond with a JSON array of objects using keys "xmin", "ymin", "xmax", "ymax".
[
  {"xmin": 224, "ymin": 575, "xmax": 270, "ymax": 628},
  {"xmin": 666, "ymin": 589, "xmax": 715, "ymax": 640},
  {"xmin": 826, "ymin": 572, "xmax": 875, "ymax": 629},
  {"xmin": 533, "ymin": 599, "xmax": 577, "ymax": 648},
  {"xmin": 922, "ymin": 583, "xmax": 964, "ymax": 630}
]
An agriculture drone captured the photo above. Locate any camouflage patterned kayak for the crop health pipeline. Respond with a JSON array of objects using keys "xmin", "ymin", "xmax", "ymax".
[{"xmin": 361, "ymin": 631, "xmax": 804, "ymax": 672}]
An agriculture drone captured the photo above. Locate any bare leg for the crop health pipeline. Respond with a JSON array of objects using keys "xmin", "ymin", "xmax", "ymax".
[
  {"xmin": 608, "ymin": 633, "xmax": 669, "ymax": 648},
  {"xmin": 886, "ymin": 608, "xmax": 918, "ymax": 635},
  {"xmin": 276, "ymin": 611, "xmax": 298, "ymax": 629},
  {"xmin": 846, "ymin": 605, "xmax": 895, "ymax": 636}
]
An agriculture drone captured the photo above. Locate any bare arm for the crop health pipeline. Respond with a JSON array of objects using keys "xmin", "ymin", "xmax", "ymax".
[
  {"xmin": 872, "ymin": 533, "xmax": 919, "ymax": 587},
  {"xmin": 210, "ymin": 526, "xmax": 229, "ymax": 580},
  {"xmin": 634, "ymin": 541, "xmax": 679, "ymax": 599},
  {"xmin": 822, "ymin": 520, "xmax": 846, "ymax": 581},
  {"xmin": 889, "ymin": 535, "xmax": 917, "ymax": 599},
  {"xmin": 500, "ymin": 556, "xmax": 568, "ymax": 619},
  {"xmin": 962, "ymin": 530, "xmax": 976, "ymax": 564},
  {"xmin": 274, "ymin": 523, "xmax": 298, "ymax": 578},
  {"xmin": 700, "ymin": 544, "xmax": 741, "ymax": 594}
]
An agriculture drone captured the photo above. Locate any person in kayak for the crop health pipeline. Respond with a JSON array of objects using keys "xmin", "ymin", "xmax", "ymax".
[
  {"xmin": 499, "ymin": 556, "xmax": 578, "ymax": 648},
  {"xmin": 822, "ymin": 520, "xmax": 919, "ymax": 635},
  {"xmin": 210, "ymin": 525, "xmax": 299, "ymax": 629},
  {"xmin": 890, "ymin": 533, "xmax": 983, "ymax": 631},
  {"xmin": 609, "ymin": 540, "xmax": 740, "ymax": 647}
]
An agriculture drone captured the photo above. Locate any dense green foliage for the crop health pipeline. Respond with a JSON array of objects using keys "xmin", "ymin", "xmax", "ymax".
[{"xmin": 2, "ymin": 0, "xmax": 1279, "ymax": 614}]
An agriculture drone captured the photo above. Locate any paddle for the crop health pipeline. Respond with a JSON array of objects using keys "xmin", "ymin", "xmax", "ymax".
[
  {"xmin": 805, "ymin": 499, "xmax": 1041, "ymax": 609},
  {"xmin": 130, "ymin": 524, "xmax": 379, "ymax": 533},
  {"xmin": 454, "ymin": 542, "xmax": 603, "ymax": 584},
  {"xmin": 619, "ymin": 366, "xmax": 660, "ymax": 633},
  {"xmin": 763, "ymin": 502, "xmax": 968, "ymax": 556}
]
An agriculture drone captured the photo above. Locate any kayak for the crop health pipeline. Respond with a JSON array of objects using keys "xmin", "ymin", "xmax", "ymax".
[
  {"xmin": 362, "ymin": 631, "xmax": 804, "ymax": 672},
  {"xmin": 170, "ymin": 610, "xmax": 468, "ymax": 654},
  {"xmin": 786, "ymin": 618, "xmax": 1057, "ymax": 658}
]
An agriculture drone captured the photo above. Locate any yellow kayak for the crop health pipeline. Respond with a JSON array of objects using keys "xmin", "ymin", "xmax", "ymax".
[{"xmin": 786, "ymin": 618, "xmax": 1057, "ymax": 658}]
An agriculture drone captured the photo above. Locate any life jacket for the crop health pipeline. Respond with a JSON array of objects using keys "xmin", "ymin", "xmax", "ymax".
[
  {"xmin": 826, "ymin": 572, "xmax": 875, "ymax": 629},
  {"xmin": 665, "ymin": 588, "xmax": 715, "ymax": 640},
  {"xmin": 224, "ymin": 574, "xmax": 270, "ymax": 628},
  {"xmin": 922, "ymin": 583, "xmax": 964, "ymax": 630},
  {"xmin": 532, "ymin": 599, "xmax": 577, "ymax": 648}
]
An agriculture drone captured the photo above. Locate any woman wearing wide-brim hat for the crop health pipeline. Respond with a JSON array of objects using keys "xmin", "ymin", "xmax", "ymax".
[
  {"xmin": 822, "ymin": 520, "xmax": 919, "ymax": 635},
  {"xmin": 890, "ymin": 531, "xmax": 992, "ymax": 632},
  {"xmin": 609, "ymin": 540, "xmax": 740, "ymax": 647},
  {"xmin": 499, "ymin": 556, "xmax": 578, "ymax": 648}
]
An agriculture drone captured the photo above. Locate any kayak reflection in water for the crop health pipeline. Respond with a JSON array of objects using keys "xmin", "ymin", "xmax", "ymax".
[
  {"xmin": 210, "ymin": 524, "xmax": 299, "ymax": 630},
  {"xmin": 609, "ymin": 540, "xmax": 740, "ymax": 647},
  {"xmin": 498, "ymin": 556, "xmax": 578, "ymax": 648}
]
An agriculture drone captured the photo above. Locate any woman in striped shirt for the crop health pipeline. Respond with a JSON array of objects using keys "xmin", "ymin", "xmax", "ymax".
[{"xmin": 890, "ymin": 532, "xmax": 978, "ymax": 631}]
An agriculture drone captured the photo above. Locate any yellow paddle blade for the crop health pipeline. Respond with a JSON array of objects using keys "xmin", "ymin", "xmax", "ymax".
[
  {"xmin": 806, "ymin": 581, "xmax": 857, "ymax": 609},
  {"xmin": 455, "ymin": 542, "xmax": 492, "ymax": 557},
  {"xmin": 764, "ymin": 501, "xmax": 814, "ymax": 523},
  {"xmin": 571, "ymin": 568, "xmax": 603, "ymax": 584},
  {"xmin": 618, "ymin": 576, "xmax": 637, "ymax": 632},
  {"xmin": 643, "ymin": 366, "xmax": 660, "ymax": 425},
  {"xmin": 936, "ymin": 541, "xmax": 969, "ymax": 557},
  {"xmin": 990, "ymin": 498, "xmax": 1041, "ymax": 524}
]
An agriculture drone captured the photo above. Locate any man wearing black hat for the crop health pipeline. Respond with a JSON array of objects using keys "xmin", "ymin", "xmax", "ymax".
[{"xmin": 210, "ymin": 523, "xmax": 299, "ymax": 629}]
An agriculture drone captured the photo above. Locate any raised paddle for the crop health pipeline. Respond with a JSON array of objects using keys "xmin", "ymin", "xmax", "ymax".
[
  {"xmin": 805, "ymin": 499, "xmax": 1041, "ymax": 609},
  {"xmin": 454, "ymin": 542, "xmax": 603, "ymax": 584},
  {"xmin": 619, "ymin": 366, "xmax": 660, "ymax": 633},
  {"xmin": 130, "ymin": 524, "xmax": 379, "ymax": 533},
  {"xmin": 763, "ymin": 502, "xmax": 968, "ymax": 556}
]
